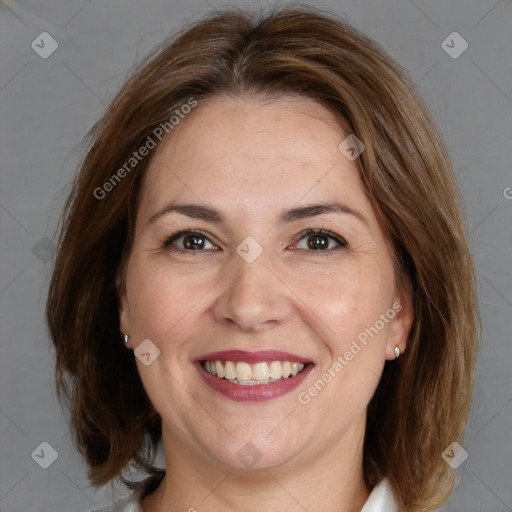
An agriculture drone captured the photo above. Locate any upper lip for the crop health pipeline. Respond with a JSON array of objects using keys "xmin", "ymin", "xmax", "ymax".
[{"xmin": 194, "ymin": 350, "xmax": 313, "ymax": 364}]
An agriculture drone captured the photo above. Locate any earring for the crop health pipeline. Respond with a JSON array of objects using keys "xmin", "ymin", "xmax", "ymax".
[
  {"xmin": 124, "ymin": 334, "xmax": 129, "ymax": 345},
  {"xmin": 394, "ymin": 346, "xmax": 401, "ymax": 359}
]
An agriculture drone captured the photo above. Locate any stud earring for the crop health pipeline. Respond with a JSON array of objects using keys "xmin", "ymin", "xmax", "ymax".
[
  {"xmin": 124, "ymin": 334, "xmax": 129, "ymax": 345},
  {"xmin": 394, "ymin": 346, "xmax": 401, "ymax": 359}
]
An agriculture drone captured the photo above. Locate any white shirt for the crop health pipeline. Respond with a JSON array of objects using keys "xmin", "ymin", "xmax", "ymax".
[
  {"xmin": 360, "ymin": 478, "xmax": 398, "ymax": 512},
  {"xmin": 90, "ymin": 476, "xmax": 398, "ymax": 512}
]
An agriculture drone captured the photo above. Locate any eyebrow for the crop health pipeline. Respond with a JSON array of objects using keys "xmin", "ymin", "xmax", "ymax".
[{"xmin": 147, "ymin": 201, "xmax": 368, "ymax": 227}]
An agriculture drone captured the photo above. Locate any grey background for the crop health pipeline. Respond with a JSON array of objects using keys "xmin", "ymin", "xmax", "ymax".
[{"xmin": 0, "ymin": 0, "xmax": 511, "ymax": 510}]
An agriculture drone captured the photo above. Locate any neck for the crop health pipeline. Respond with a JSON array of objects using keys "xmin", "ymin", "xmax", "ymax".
[{"xmin": 142, "ymin": 419, "xmax": 370, "ymax": 512}]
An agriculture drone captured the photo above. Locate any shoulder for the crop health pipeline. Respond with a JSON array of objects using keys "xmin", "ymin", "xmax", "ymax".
[
  {"xmin": 89, "ymin": 473, "xmax": 164, "ymax": 512},
  {"xmin": 89, "ymin": 491, "xmax": 141, "ymax": 512}
]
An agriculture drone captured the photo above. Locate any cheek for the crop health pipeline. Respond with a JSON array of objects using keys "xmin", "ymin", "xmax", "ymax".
[
  {"xmin": 125, "ymin": 259, "xmax": 199, "ymax": 347},
  {"xmin": 125, "ymin": 271, "xmax": 181, "ymax": 380},
  {"xmin": 126, "ymin": 263, "xmax": 203, "ymax": 416},
  {"xmin": 289, "ymin": 259, "xmax": 395, "ymax": 349},
  {"xmin": 298, "ymin": 268, "xmax": 393, "ymax": 418}
]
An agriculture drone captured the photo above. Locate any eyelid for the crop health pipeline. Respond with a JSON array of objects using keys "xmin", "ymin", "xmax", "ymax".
[
  {"xmin": 163, "ymin": 228, "xmax": 347, "ymax": 252},
  {"xmin": 291, "ymin": 228, "xmax": 347, "ymax": 250},
  {"xmin": 163, "ymin": 229, "xmax": 219, "ymax": 250}
]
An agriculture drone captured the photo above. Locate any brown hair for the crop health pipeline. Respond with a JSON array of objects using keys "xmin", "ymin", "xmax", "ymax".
[{"xmin": 46, "ymin": 5, "xmax": 479, "ymax": 510}]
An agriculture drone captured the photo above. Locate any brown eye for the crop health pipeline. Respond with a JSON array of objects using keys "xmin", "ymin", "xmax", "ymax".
[
  {"xmin": 307, "ymin": 233, "xmax": 329, "ymax": 250},
  {"xmin": 163, "ymin": 230, "xmax": 217, "ymax": 251},
  {"xmin": 294, "ymin": 229, "xmax": 347, "ymax": 252}
]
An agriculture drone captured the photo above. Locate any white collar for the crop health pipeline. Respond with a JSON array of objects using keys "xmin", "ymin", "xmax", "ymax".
[
  {"xmin": 93, "ymin": 476, "xmax": 398, "ymax": 512},
  {"xmin": 361, "ymin": 478, "xmax": 398, "ymax": 512}
]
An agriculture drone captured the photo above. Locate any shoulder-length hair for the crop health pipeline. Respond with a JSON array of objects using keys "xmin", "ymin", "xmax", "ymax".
[{"xmin": 46, "ymin": 5, "xmax": 479, "ymax": 511}]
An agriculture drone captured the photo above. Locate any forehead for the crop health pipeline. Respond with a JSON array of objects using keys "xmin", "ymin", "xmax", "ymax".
[{"xmin": 138, "ymin": 94, "xmax": 370, "ymax": 222}]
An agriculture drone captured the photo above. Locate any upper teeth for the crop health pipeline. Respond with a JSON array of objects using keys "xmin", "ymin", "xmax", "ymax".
[{"xmin": 203, "ymin": 360, "xmax": 305, "ymax": 384}]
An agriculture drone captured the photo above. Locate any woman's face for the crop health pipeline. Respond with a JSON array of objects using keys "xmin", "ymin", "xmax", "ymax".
[{"xmin": 118, "ymin": 94, "xmax": 413, "ymax": 473}]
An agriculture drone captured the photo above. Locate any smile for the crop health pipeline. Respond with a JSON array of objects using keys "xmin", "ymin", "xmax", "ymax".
[
  {"xmin": 202, "ymin": 360, "xmax": 306, "ymax": 385},
  {"xmin": 195, "ymin": 350, "xmax": 314, "ymax": 402}
]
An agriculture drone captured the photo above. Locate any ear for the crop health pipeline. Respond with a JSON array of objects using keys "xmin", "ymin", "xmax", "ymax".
[
  {"xmin": 385, "ymin": 280, "xmax": 414, "ymax": 360},
  {"xmin": 116, "ymin": 269, "xmax": 132, "ymax": 347}
]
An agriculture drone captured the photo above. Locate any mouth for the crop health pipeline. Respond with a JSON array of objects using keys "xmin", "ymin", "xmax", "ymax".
[
  {"xmin": 194, "ymin": 350, "xmax": 314, "ymax": 402},
  {"xmin": 202, "ymin": 360, "xmax": 307, "ymax": 385}
]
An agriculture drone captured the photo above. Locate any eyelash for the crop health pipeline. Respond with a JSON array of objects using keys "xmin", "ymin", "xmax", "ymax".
[{"xmin": 162, "ymin": 228, "xmax": 347, "ymax": 255}]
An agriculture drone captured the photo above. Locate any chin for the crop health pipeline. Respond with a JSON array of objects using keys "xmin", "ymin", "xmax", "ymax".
[{"xmin": 205, "ymin": 431, "xmax": 306, "ymax": 472}]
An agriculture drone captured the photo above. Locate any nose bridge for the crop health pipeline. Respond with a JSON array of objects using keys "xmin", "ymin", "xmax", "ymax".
[
  {"xmin": 214, "ymin": 240, "xmax": 289, "ymax": 331},
  {"xmin": 232, "ymin": 246, "xmax": 272, "ymax": 292}
]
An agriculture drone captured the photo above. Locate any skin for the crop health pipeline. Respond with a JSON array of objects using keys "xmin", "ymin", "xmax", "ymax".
[{"xmin": 117, "ymin": 94, "xmax": 413, "ymax": 512}]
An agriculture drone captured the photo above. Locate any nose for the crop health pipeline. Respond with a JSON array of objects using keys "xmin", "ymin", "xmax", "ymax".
[{"xmin": 212, "ymin": 247, "xmax": 293, "ymax": 333}]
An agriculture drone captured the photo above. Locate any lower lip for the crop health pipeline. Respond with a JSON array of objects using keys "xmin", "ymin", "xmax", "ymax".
[{"xmin": 196, "ymin": 362, "xmax": 314, "ymax": 402}]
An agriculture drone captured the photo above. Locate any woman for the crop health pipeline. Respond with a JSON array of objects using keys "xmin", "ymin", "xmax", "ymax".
[{"xmin": 46, "ymin": 6, "xmax": 479, "ymax": 512}]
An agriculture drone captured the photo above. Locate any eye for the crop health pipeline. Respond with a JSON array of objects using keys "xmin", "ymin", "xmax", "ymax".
[
  {"xmin": 162, "ymin": 229, "xmax": 346, "ymax": 254},
  {"xmin": 292, "ymin": 229, "xmax": 347, "ymax": 253},
  {"xmin": 163, "ymin": 230, "xmax": 217, "ymax": 251}
]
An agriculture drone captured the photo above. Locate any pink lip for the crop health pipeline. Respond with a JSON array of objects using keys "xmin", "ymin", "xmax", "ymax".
[
  {"xmin": 194, "ymin": 350, "xmax": 312, "ymax": 364},
  {"xmin": 195, "ymin": 361, "xmax": 314, "ymax": 402}
]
